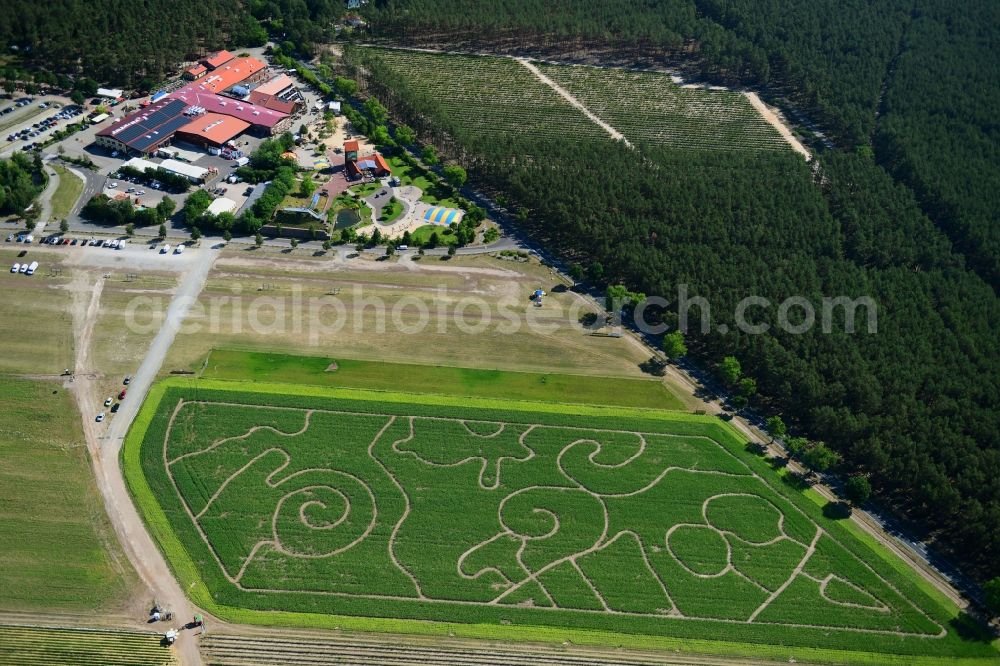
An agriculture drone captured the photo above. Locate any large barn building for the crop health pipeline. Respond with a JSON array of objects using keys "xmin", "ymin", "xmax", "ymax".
[
  {"xmin": 95, "ymin": 98, "xmax": 192, "ymax": 155},
  {"xmin": 176, "ymin": 113, "xmax": 251, "ymax": 148},
  {"xmin": 172, "ymin": 85, "xmax": 292, "ymax": 136}
]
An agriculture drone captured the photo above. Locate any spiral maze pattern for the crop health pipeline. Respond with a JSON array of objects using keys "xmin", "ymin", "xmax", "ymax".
[{"xmin": 161, "ymin": 400, "xmax": 944, "ymax": 638}]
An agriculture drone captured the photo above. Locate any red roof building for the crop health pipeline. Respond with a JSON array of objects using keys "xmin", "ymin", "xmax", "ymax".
[
  {"xmin": 250, "ymin": 74, "xmax": 296, "ymax": 98},
  {"xmin": 170, "ymin": 84, "xmax": 291, "ymax": 135},
  {"xmin": 346, "ymin": 149, "xmax": 390, "ymax": 178},
  {"xmin": 184, "ymin": 64, "xmax": 208, "ymax": 80},
  {"xmin": 176, "ymin": 113, "xmax": 251, "ymax": 147},
  {"xmin": 200, "ymin": 50, "xmax": 235, "ymax": 70},
  {"xmin": 248, "ymin": 94, "xmax": 299, "ymax": 115},
  {"xmin": 192, "ymin": 56, "xmax": 268, "ymax": 95}
]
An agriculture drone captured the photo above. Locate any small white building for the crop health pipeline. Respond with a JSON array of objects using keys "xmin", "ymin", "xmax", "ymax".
[
  {"xmin": 160, "ymin": 159, "xmax": 209, "ymax": 183},
  {"xmin": 206, "ymin": 197, "xmax": 238, "ymax": 216},
  {"xmin": 89, "ymin": 112, "xmax": 110, "ymax": 124},
  {"xmin": 327, "ymin": 101, "xmax": 342, "ymax": 114},
  {"xmin": 123, "ymin": 157, "xmax": 159, "ymax": 173},
  {"xmin": 123, "ymin": 157, "xmax": 209, "ymax": 183},
  {"xmin": 96, "ymin": 87, "xmax": 124, "ymax": 99}
]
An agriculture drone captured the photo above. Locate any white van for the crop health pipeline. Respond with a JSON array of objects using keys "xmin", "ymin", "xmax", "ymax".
[
  {"xmin": 174, "ymin": 244, "xmax": 184, "ymax": 255},
  {"xmin": 11, "ymin": 263, "xmax": 20, "ymax": 273},
  {"xmin": 19, "ymin": 264, "xmax": 28, "ymax": 273},
  {"xmin": 25, "ymin": 261, "xmax": 38, "ymax": 275},
  {"xmin": 160, "ymin": 244, "xmax": 170, "ymax": 254}
]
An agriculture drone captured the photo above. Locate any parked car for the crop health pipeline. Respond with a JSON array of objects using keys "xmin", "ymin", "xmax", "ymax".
[
  {"xmin": 96, "ymin": 412, "xmax": 105, "ymax": 422},
  {"xmin": 124, "ymin": 375, "xmax": 132, "ymax": 385},
  {"xmin": 160, "ymin": 244, "xmax": 171, "ymax": 254},
  {"xmin": 10, "ymin": 263, "xmax": 20, "ymax": 273},
  {"xmin": 118, "ymin": 389, "xmax": 127, "ymax": 400},
  {"xmin": 5, "ymin": 234, "xmax": 12, "ymax": 242},
  {"xmin": 104, "ymin": 397, "xmax": 113, "ymax": 407}
]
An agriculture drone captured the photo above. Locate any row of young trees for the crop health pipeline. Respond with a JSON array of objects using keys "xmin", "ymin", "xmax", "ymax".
[
  {"xmin": 348, "ymin": 47, "xmax": 1000, "ymax": 579},
  {"xmin": 363, "ymin": 0, "xmax": 908, "ymax": 146}
]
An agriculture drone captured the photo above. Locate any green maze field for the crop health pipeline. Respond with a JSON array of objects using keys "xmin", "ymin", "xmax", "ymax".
[{"xmin": 127, "ymin": 379, "xmax": 998, "ymax": 662}]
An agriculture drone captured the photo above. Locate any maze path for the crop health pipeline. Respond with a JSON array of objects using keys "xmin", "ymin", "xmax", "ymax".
[{"xmin": 158, "ymin": 400, "xmax": 945, "ymax": 638}]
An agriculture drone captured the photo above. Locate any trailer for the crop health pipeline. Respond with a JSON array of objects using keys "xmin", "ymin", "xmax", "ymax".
[{"xmin": 25, "ymin": 261, "xmax": 38, "ymax": 275}]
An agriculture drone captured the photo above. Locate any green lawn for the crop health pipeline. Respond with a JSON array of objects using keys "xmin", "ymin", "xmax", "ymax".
[
  {"xmin": 379, "ymin": 199, "xmax": 403, "ymax": 222},
  {"xmin": 0, "ymin": 377, "xmax": 134, "ymax": 612},
  {"xmin": 409, "ymin": 224, "xmax": 459, "ymax": 246},
  {"xmin": 50, "ymin": 164, "xmax": 84, "ymax": 222},
  {"xmin": 350, "ymin": 182, "xmax": 382, "ymax": 197},
  {"xmin": 202, "ymin": 348, "xmax": 683, "ymax": 410},
  {"xmin": 386, "ymin": 155, "xmax": 435, "ymax": 192},
  {"xmin": 384, "ymin": 154, "xmax": 462, "ymax": 208},
  {"xmin": 124, "ymin": 378, "xmax": 999, "ymax": 664}
]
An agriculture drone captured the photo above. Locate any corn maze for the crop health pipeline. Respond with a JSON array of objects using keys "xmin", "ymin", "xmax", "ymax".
[
  {"xmin": 352, "ymin": 47, "xmax": 789, "ymax": 154},
  {"xmin": 129, "ymin": 382, "xmax": 983, "ymax": 659}
]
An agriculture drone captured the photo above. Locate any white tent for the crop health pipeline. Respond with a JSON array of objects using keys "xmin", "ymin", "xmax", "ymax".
[{"xmin": 206, "ymin": 197, "xmax": 238, "ymax": 216}]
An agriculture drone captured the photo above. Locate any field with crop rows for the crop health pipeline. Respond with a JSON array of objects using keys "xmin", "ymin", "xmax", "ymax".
[
  {"xmin": 351, "ymin": 48, "xmax": 609, "ymax": 144},
  {"xmin": 125, "ymin": 379, "xmax": 995, "ymax": 661},
  {"xmin": 0, "ymin": 625, "xmax": 175, "ymax": 666},
  {"xmin": 351, "ymin": 47, "xmax": 790, "ymax": 154},
  {"xmin": 537, "ymin": 64, "xmax": 789, "ymax": 152}
]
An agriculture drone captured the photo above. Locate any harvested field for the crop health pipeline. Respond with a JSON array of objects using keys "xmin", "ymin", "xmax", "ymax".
[{"xmin": 0, "ymin": 624, "xmax": 174, "ymax": 665}]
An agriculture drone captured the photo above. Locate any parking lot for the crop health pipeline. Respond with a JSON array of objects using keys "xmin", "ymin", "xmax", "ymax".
[
  {"xmin": 5, "ymin": 47, "xmax": 336, "ymax": 243},
  {"xmin": 3, "ymin": 100, "xmax": 85, "ymax": 153},
  {"xmin": 4, "ymin": 229, "xmax": 207, "ymax": 271},
  {"xmin": 0, "ymin": 94, "xmax": 85, "ymax": 157}
]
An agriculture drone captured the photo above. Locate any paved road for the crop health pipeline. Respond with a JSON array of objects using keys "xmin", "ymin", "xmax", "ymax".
[
  {"xmin": 81, "ymin": 247, "xmax": 220, "ymax": 666},
  {"xmin": 28, "ymin": 159, "xmax": 61, "ymax": 237}
]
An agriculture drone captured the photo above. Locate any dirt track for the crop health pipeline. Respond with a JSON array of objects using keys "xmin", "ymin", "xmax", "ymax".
[{"xmin": 67, "ymin": 248, "xmax": 220, "ymax": 666}]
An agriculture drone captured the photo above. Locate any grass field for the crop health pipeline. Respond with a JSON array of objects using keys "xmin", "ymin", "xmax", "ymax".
[
  {"xmin": 161, "ymin": 252, "xmax": 666, "ymax": 387},
  {"xmin": 124, "ymin": 374, "xmax": 999, "ymax": 663},
  {"xmin": 202, "ymin": 349, "xmax": 684, "ymax": 409},
  {"xmin": 409, "ymin": 224, "xmax": 459, "ymax": 246},
  {"xmin": 0, "ymin": 250, "xmax": 74, "ymax": 374},
  {"xmin": 50, "ymin": 164, "xmax": 84, "ymax": 222},
  {"xmin": 0, "ymin": 625, "xmax": 175, "ymax": 665},
  {"xmin": 0, "ymin": 377, "xmax": 134, "ymax": 612}
]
